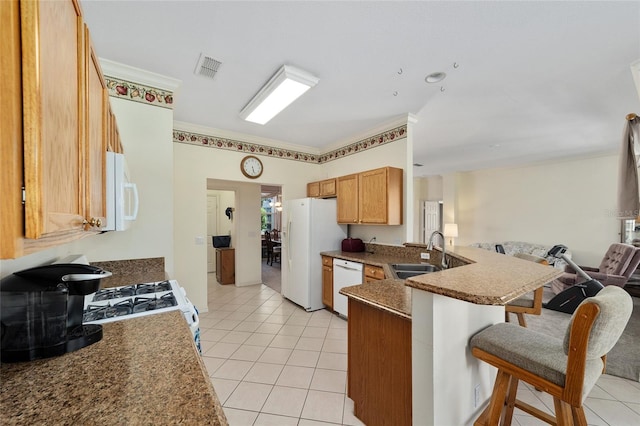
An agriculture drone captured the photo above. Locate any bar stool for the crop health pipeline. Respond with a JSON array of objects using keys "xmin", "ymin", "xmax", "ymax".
[
  {"xmin": 504, "ymin": 253, "xmax": 548, "ymax": 327},
  {"xmin": 470, "ymin": 286, "xmax": 632, "ymax": 425}
]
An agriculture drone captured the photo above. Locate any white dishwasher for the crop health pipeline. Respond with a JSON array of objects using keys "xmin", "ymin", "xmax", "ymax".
[{"xmin": 333, "ymin": 259, "xmax": 363, "ymax": 318}]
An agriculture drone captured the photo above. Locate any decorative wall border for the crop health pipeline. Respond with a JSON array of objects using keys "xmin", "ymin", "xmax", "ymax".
[
  {"xmin": 173, "ymin": 130, "xmax": 319, "ymax": 163},
  {"xmin": 105, "ymin": 76, "xmax": 174, "ymax": 109},
  {"xmin": 318, "ymin": 126, "xmax": 406, "ymax": 163},
  {"xmin": 172, "ymin": 124, "xmax": 407, "ymax": 164}
]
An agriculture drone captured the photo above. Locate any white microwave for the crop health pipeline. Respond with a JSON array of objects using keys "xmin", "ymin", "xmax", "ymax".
[{"xmin": 104, "ymin": 152, "xmax": 139, "ymax": 231}]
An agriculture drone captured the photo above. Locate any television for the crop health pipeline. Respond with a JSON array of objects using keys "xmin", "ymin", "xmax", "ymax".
[{"xmin": 212, "ymin": 235, "xmax": 231, "ymax": 248}]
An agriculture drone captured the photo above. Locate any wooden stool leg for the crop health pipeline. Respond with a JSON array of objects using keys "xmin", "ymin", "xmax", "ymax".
[
  {"xmin": 553, "ymin": 398, "xmax": 573, "ymax": 426},
  {"xmin": 475, "ymin": 369, "xmax": 511, "ymax": 426},
  {"xmin": 572, "ymin": 406, "xmax": 587, "ymax": 426},
  {"xmin": 516, "ymin": 313, "xmax": 527, "ymax": 327},
  {"xmin": 501, "ymin": 376, "xmax": 519, "ymax": 426}
]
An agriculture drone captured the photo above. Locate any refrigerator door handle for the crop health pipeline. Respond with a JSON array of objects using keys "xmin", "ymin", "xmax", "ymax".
[{"xmin": 287, "ymin": 219, "xmax": 292, "ymax": 266}]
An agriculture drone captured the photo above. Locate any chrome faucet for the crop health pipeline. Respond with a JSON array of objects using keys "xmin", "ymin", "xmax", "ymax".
[{"xmin": 426, "ymin": 231, "xmax": 448, "ymax": 269}]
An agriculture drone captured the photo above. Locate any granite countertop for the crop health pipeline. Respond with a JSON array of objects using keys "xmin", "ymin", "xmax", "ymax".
[
  {"xmin": 405, "ymin": 245, "xmax": 563, "ymax": 305},
  {"xmin": 0, "ymin": 311, "xmax": 228, "ymax": 425},
  {"xmin": 1, "ymin": 257, "xmax": 227, "ymax": 425},
  {"xmin": 321, "ymin": 250, "xmax": 421, "ymax": 280},
  {"xmin": 325, "ymin": 245, "xmax": 562, "ymax": 318},
  {"xmin": 339, "ymin": 279, "xmax": 411, "ymax": 320}
]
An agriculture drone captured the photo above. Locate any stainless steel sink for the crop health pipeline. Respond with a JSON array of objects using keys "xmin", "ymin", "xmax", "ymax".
[
  {"xmin": 391, "ymin": 263, "xmax": 439, "ymax": 273},
  {"xmin": 395, "ymin": 270, "xmax": 431, "ymax": 279},
  {"xmin": 391, "ymin": 263, "xmax": 440, "ymax": 280}
]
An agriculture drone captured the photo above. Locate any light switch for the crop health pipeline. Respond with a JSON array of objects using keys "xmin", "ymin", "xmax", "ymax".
[{"xmin": 195, "ymin": 236, "xmax": 205, "ymax": 245}]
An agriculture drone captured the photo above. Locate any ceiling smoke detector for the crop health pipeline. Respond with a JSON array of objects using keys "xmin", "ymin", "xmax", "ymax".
[{"xmin": 195, "ymin": 53, "xmax": 222, "ymax": 79}]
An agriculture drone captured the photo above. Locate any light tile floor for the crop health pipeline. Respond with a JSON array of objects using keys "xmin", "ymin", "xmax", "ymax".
[{"xmin": 199, "ymin": 275, "xmax": 640, "ymax": 425}]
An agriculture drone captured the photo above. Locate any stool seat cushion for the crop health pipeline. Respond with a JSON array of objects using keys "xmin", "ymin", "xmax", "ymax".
[
  {"xmin": 507, "ymin": 293, "xmax": 534, "ymax": 308},
  {"xmin": 470, "ymin": 323, "xmax": 604, "ymax": 399}
]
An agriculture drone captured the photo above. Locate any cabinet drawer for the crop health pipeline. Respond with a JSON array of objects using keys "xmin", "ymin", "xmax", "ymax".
[{"xmin": 364, "ymin": 264, "xmax": 385, "ymax": 280}]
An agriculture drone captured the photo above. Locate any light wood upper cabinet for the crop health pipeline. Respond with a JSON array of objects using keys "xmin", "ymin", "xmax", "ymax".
[
  {"xmin": 307, "ymin": 181, "xmax": 320, "ymax": 198},
  {"xmin": 0, "ymin": 0, "xmax": 24, "ymax": 258},
  {"xmin": 337, "ymin": 173, "xmax": 359, "ymax": 223},
  {"xmin": 319, "ymin": 178, "xmax": 336, "ymax": 198},
  {"xmin": 307, "ymin": 178, "xmax": 337, "ymax": 198},
  {"xmin": 1, "ymin": 0, "xmax": 118, "ymax": 259},
  {"xmin": 85, "ymin": 27, "xmax": 107, "ymax": 226},
  {"xmin": 337, "ymin": 167, "xmax": 403, "ymax": 225},
  {"xmin": 21, "ymin": 0, "xmax": 86, "ymax": 239}
]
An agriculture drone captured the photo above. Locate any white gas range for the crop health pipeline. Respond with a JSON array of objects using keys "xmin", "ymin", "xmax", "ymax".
[{"xmin": 83, "ymin": 279, "xmax": 201, "ymax": 352}]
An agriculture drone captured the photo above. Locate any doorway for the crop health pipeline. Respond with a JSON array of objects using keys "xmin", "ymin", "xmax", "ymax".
[
  {"xmin": 261, "ymin": 185, "xmax": 282, "ymax": 293},
  {"xmin": 207, "ymin": 189, "xmax": 235, "ymax": 277},
  {"xmin": 422, "ymin": 200, "xmax": 443, "ymax": 243}
]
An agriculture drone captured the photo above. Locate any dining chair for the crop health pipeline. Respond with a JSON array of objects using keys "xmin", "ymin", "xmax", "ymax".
[
  {"xmin": 471, "ymin": 286, "xmax": 633, "ymax": 426},
  {"xmin": 264, "ymin": 231, "xmax": 281, "ymax": 266}
]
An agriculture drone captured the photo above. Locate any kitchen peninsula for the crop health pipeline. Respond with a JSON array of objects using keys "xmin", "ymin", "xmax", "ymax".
[{"xmin": 333, "ymin": 244, "xmax": 562, "ymax": 426}]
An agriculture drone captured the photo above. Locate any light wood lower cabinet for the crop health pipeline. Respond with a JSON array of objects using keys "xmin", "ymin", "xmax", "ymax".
[
  {"xmin": 322, "ymin": 256, "xmax": 333, "ymax": 309},
  {"xmin": 216, "ymin": 248, "xmax": 235, "ymax": 285},
  {"xmin": 348, "ymin": 298, "xmax": 411, "ymax": 426},
  {"xmin": 364, "ymin": 264, "xmax": 385, "ymax": 282}
]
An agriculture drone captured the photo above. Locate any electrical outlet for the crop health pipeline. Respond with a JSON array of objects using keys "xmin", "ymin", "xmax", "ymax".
[
  {"xmin": 474, "ymin": 384, "xmax": 480, "ymax": 408},
  {"xmin": 420, "ymin": 252, "xmax": 430, "ymax": 260}
]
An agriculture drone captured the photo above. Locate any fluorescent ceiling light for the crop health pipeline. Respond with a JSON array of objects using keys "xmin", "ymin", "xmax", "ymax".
[{"xmin": 240, "ymin": 65, "xmax": 319, "ymax": 125}]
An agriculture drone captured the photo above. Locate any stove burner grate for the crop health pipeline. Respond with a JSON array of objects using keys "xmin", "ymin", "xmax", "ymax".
[
  {"xmin": 83, "ymin": 299, "xmax": 134, "ymax": 322},
  {"xmin": 92, "ymin": 285, "xmax": 136, "ymax": 301},
  {"xmin": 132, "ymin": 293, "xmax": 177, "ymax": 313}
]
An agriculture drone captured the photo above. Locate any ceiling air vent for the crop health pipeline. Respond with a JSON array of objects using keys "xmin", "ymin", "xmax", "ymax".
[{"xmin": 194, "ymin": 53, "xmax": 222, "ymax": 80}]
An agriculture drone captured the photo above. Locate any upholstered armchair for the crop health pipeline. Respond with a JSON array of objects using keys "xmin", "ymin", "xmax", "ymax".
[{"xmin": 552, "ymin": 243, "xmax": 640, "ymax": 294}]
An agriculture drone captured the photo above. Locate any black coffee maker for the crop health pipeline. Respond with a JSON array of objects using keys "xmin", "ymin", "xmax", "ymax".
[{"xmin": 1, "ymin": 263, "xmax": 112, "ymax": 362}]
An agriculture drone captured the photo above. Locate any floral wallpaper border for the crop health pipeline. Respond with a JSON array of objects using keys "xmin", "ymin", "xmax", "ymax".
[
  {"xmin": 104, "ymin": 76, "xmax": 174, "ymax": 109},
  {"xmin": 173, "ymin": 125, "xmax": 407, "ymax": 164}
]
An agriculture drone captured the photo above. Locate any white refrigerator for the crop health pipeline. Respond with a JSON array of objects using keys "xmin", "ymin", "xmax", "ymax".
[{"xmin": 281, "ymin": 198, "xmax": 347, "ymax": 311}]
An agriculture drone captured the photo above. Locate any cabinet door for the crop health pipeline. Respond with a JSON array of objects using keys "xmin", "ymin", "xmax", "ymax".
[
  {"xmin": 85, "ymin": 29, "xmax": 107, "ymax": 227},
  {"xmin": 337, "ymin": 174, "xmax": 359, "ymax": 223},
  {"xmin": 359, "ymin": 168, "xmax": 388, "ymax": 224},
  {"xmin": 359, "ymin": 167, "xmax": 403, "ymax": 225},
  {"xmin": 0, "ymin": 0, "xmax": 24, "ymax": 258},
  {"xmin": 322, "ymin": 256, "xmax": 333, "ymax": 309},
  {"xmin": 307, "ymin": 181, "xmax": 320, "ymax": 198},
  {"xmin": 22, "ymin": 0, "xmax": 85, "ymax": 238},
  {"xmin": 319, "ymin": 178, "xmax": 336, "ymax": 198}
]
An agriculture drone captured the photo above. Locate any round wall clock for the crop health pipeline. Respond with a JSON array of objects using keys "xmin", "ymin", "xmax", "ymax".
[{"xmin": 240, "ymin": 155, "xmax": 263, "ymax": 179}]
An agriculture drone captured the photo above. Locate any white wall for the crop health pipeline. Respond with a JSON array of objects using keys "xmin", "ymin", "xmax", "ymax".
[
  {"xmin": 0, "ymin": 98, "xmax": 174, "ymax": 278},
  {"xmin": 173, "ymin": 141, "xmax": 323, "ymax": 310},
  {"xmin": 451, "ymin": 153, "xmax": 621, "ymax": 265}
]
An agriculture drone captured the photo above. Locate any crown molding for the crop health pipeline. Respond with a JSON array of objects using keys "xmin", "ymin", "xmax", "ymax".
[{"xmin": 100, "ymin": 58, "xmax": 182, "ymax": 92}]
